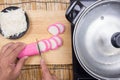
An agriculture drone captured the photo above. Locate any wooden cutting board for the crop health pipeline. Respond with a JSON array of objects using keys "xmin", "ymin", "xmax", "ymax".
[{"xmin": 0, "ymin": 10, "xmax": 72, "ymax": 65}]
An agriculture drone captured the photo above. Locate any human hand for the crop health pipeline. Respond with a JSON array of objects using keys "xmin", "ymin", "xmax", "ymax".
[
  {"xmin": 40, "ymin": 59, "xmax": 57, "ymax": 80},
  {"xmin": 0, "ymin": 42, "xmax": 28, "ymax": 80}
]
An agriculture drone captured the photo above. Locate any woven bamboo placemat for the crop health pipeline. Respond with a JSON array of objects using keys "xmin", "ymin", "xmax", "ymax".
[
  {"xmin": 0, "ymin": 0, "xmax": 70, "ymax": 10},
  {"xmin": 18, "ymin": 64, "xmax": 73, "ymax": 80}
]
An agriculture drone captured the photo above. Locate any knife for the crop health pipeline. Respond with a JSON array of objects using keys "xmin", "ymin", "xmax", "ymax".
[
  {"xmin": 36, "ymin": 39, "xmax": 42, "ymax": 58},
  {"xmin": 36, "ymin": 39, "xmax": 53, "ymax": 77}
]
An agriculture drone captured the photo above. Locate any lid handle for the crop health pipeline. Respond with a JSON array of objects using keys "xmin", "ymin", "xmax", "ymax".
[
  {"xmin": 111, "ymin": 32, "xmax": 120, "ymax": 48},
  {"xmin": 65, "ymin": 0, "xmax": 86, "ymax": 25}
]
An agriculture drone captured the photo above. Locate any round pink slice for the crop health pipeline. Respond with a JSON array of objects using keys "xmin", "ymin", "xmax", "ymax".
[
  {"xmin": 52, "ymin": 36, "xmax": 63, "ymax": 47},
  {"xmin": 48, "ymin": 37, "xmax": 58, "ymax": 50},
  {"xmin": 44, "ymin": 39, "xmax": 51, "ymax": 50},
  {"xmin": 38, "ymin": 40, "xmax": 48, "ymax": 52},
  {"xmin": 48, "ymin": 24, "xmax": 60, "ymax": 35},
  {"xmin": 54, "ymin": 23, "xmax": 65, "ymax": 34}
]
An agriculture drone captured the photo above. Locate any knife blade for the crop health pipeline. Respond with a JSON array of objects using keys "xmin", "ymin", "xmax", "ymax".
[{"xmin": 36, "ymin": 39, "xmax": 42, "ymax": 58}]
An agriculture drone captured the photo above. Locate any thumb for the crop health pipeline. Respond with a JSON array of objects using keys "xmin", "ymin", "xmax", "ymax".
[
  {"xmin": 14, "ymin": 56, "xmax": 28, "ymax": 75},
  {"xmin": 40, "ymin": 59, "xmax": 51, "ymax": 76},
  {"xmin": 40, "ymin": 59, "xmax": 49, "ymax": 72}
]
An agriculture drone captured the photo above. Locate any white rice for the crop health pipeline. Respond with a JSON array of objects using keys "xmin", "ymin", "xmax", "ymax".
[{"xmin": 0, "ymin": 8, "xmax": 27, "ymax": 38}]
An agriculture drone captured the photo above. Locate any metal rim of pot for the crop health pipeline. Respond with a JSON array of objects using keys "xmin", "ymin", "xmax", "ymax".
[
  {"xmin": 73, "ymin": 1, "xmax": 106, "ymax": 79},
  {"xmin": 66, "ymin": 0, "xmax": 120, "ymax": 79}
]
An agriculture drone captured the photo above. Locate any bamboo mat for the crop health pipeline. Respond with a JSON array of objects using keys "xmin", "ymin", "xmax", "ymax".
[
  {"xmin": 0, "ymin": 0, "xmax": 73, "ymax": 80},
  {"xmin": 18, "ymin": 64, "xmax": 73, "ymax": 80},
  {"xmin": 0, "ymin": 0, "xmax": 70, "ymax": 10}
]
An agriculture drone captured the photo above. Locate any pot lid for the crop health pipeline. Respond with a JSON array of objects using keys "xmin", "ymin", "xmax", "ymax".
[{"xmin": 74, "ymin": 0, "xmax": 120, "ymax": 79}]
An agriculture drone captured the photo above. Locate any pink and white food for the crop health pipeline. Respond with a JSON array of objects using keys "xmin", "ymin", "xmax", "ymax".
[
  {"xmin": 48, "ymin": 37, "xmax": 58, "ymax": 50},
  {"xmin": 18, "ymin": 36, "xmax": 63, "ymax": 58},
  {"xmin": 48, "ymin": 23, "xmax": 65, "ymax": 35},
  {"xmin": 18, "ymin": 42, "xmax": 39, "ymax": 58},
  {"xmin": 48, "ymin": 24, "xmax": 60, "ymax": 35},
  {"xmin": 52, "ymin": 36, "xmax": 63, "ymax": 47},
  {"xmin": 44, "ymin": 39, "xmax": 51, "ymax": 50},
  {"xmin": 38, "ymin": 40, "xmax": 49, "ymax": 52},
  {"xmin": 18, "ymin": 23, "xmax": 65, "ymax": 58},
  {"xmin": 54, "ymin": 23, "xmax": 65, "ymax": 34}
]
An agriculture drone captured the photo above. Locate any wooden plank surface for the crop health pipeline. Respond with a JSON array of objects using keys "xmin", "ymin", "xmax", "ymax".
[
  {"xmin": 0, "ymin": 1, "xmax": 73, "ymax": 80},
  {"xmin": 0, "ymin": 10, "xmax": 72, "ymax": 65}
]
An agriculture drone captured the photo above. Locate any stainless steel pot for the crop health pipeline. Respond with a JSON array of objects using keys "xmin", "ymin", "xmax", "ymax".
[{"xmin": 66, "ymin": 0, "xmax": 120, "ymax": 79}]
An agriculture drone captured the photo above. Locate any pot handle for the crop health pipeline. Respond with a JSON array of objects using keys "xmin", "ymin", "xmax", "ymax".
[{"xmin": 65, "ymin": 0, "xmax": 86, "ymax": 25}]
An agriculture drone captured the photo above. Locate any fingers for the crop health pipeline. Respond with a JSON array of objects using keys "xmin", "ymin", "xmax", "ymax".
[
  {"xmin": 40, "ymin": 59, "xmax": 57, "ymax": 80},
  {"xmin": 0, "ymin": 42, "xmax": 14, "ymax": 54},
  {"xmin": 53, "ymin": 75, "xmax": 57, "ymax": 80},
  {"xmin": 1, "ymin": 42, "xmax": 26, "ymax": 63},
  {"xmin": 6, "ymin": 42, "xmax": 25, "ymax": 55},
  {"xmin": 8, "ymin": 42, "xmax": 26, "ymax": 62},
  {"xmin": 0, "ymin": 42, "xmax": 27, "ymax": 80},
  {"xmin": 13, "ymin": 56, "xmax": 28, "ymax": 76},
  {"xmin": 40, "ymin": 59, "xmax": 53, "ymax": 79}
]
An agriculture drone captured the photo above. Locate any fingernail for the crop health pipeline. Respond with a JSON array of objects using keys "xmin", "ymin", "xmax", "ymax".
[
  {"xmin": 23, "ymin": 44, "xmax": 27, "ymax": 47},
  {"xmin": 40, "ymin": 58, "xmax": 44, "ymax": 64},
  {"xmin": 24, "ymin": 56, "xmax": 28, "ymax": 59},
  {"xmin": 22, "ymin": 43, "xmax": 27, "ymax": 46},
  {"xmin": 17, "ymin": 42, "xmax": 26, "ymax": 46}
]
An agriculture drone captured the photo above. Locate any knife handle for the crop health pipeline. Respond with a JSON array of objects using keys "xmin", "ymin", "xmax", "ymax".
[{"xmin": 18, "ymin": 43, "xmax": 39, "ymax": 58}]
